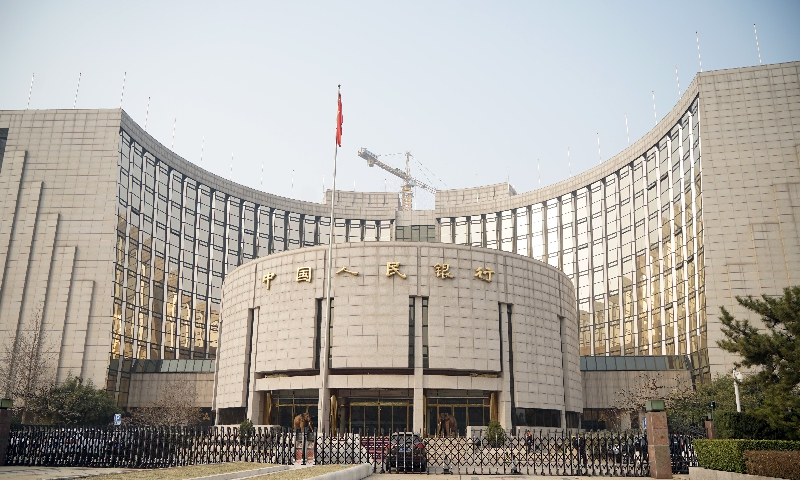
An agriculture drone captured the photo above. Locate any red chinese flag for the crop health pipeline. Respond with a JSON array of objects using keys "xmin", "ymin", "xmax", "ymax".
[{"xmin": 336, "ymin": 91, "xmax": 343, "ymax": 147}]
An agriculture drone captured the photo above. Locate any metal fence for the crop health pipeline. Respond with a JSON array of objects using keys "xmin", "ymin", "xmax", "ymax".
[
  {"xmin": 670, "ymin": 433, "xmax": 701, "ymax": 474},
  {"xmin": 6, "ymin": 425, "xmax": 702, "ymax": 475}
]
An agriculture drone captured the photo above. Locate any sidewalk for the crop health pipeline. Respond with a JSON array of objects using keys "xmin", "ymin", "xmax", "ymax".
[{"xmin": 0, "ymin": 465, "xmax": 135, "ymax": 479}]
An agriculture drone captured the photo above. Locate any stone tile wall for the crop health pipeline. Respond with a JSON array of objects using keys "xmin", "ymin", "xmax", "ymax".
[
  {"xmin": 215, "ymin": 242, "xmax": 582, "ymax": 419},
  {"xmin": 0, "ymin": 109, "xmax": 120, "ymax": 388}
]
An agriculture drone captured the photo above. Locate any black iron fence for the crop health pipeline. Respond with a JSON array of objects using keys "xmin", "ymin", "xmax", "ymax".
[
  {"xmin": 670, "ymin": 433, "xmax": 701, "ymax": 474},
  {"xmin": 6, "ymin": 425, "xmax": 702, "ymax": 475}
]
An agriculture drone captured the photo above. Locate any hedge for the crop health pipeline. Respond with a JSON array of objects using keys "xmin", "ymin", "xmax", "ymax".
[
  {"xmin": 694, "ymin": 439, "xmax": 800, "ymax": 473},
  {"xmin": 744, "ymin": 450, "xmax": 800, "ymax": 480},
  {"xmin": 715, "ymin": 412, "xmax": 786, "ymax": 439}
]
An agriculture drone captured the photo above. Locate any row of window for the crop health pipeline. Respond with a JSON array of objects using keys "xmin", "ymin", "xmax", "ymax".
[
  {"xmin": 513, "ymin": 407, "xmax": 569, "ymax": 429},
  {"xmin": 108, "ymin": 96, "xmax": 709, "ymax": 401},
  {"xmin": 439, "ymin": 98, "xmax": 707, "ymax": 379},
  {"xmin": 408, "ymin": 297, "xmax": 430, "ymax": 368},
  {"xmin": 109, "ymin": 130, "xmax": 394, "ymax": 405}
]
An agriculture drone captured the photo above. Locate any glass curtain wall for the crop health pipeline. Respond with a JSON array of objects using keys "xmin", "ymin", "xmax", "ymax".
[
  {"xmin": 438, "ymin": 99, "xmax": 708, "ymax": 381},
  {"xmin": 109, "ymin": 129, "xmax": 394, "ymax": 403}
]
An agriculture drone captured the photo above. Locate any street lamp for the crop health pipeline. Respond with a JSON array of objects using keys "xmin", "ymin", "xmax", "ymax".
[{"xmin": 732, "ymin": 368, "xmax": 744, "ymax": 413}]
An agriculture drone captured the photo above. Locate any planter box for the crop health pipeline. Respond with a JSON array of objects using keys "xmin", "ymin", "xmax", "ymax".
[{"xmin": 691, "ymin": 467, "xmax": 786, "ymax": 480}]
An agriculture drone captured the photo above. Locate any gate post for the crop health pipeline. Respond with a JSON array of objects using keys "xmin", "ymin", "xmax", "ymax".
[
  {"xmin": 0, "ymin": 399, "xmax": 12, "ymax": 466},
  {"xmin": 704, "ymin": 420, "xmax": 716, "ymax": 439},
  {"xmin": 645, "ymin": 400, "xmax": 672, "ymax": 479}
]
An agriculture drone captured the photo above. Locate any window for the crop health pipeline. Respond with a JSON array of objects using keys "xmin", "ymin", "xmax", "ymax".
[
  {"xmin": 315, "ymin": 299, "xmax": 323, "ymax": 370},
  {"xmin": 408, "ymin": 297, "xmax": 415, "ymax": 368},
  {"xmin": 327, "ymin": 298, "xmax": 334, "ymax": 368},
  {"xmin": 514, "ymin": 407, "xmax": 561, "ymax": 428},
  {"xmin": 422, "ymin": 297, "xmax": 429, "ymax": 368},
  {"xmin": 566, "ymin": 411, "xmax": 581, "ymax": 429},
  {"xmin": 396, "ymin": 225, "xmax": 436, "ymax": 242},
  {"xmin": 440, "ymin": 218, "xmax": 453, "ymax": 243},
  {"xmin": 581, "ymin": 409, "xmax": 607, "ymax": 431}
]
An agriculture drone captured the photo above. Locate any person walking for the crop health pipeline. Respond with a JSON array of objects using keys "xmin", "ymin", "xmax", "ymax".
[{"xmin": 573, "ymin": 433, "xmax": 587, "ymax": 466}]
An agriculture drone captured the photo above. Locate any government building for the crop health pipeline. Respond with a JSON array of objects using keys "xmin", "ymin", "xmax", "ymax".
[{"xmin": 1, "ymin": 61, "xmax": 799, "ymax": 433}]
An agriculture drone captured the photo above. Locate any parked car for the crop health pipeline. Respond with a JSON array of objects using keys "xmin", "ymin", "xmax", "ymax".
[{"xmin": 383, "ymin": 432, "xmax": 427, "ymax": 473}]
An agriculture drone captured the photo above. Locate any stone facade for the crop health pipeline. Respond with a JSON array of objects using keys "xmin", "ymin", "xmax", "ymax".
[
  {"xmin": 0, "ymin": 61, "xmax": 798, "ymax": 422},
  {"xmin": 214, "ymin": 242, "xmax": 580, "ymax": 433},
  {"xmin": 434, "ymin": 61, "xmax": 800, "ymax": 379},
  {"xmin": 0, "ymin": 110, "xmax": 120, "ymax": 390}
]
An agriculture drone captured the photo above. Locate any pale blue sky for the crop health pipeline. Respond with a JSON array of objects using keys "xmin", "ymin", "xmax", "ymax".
[{"xmin": 2, "ymin": 1, "xmax": 799, "ymax": 206}]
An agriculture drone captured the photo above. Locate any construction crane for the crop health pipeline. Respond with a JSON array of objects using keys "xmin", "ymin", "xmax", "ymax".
[{"xmin": 357, "ymin": 148, "xmax": 436, "ymax": 211}]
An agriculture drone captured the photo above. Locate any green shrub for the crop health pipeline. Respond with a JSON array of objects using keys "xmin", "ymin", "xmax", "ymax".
[
  {"xmin": 486, "ymin": 420, "xmax": 506, "ymax": 448},
  {"xmin": 744, "ymin": 450, "xmax": 800, "ymax": 480},
  {"xmin": 716, "ymin": 412, "xmax": 785, "ymax": 439},
  {"xmin": 694, "ymin": 439, "xmax": 800, "ymax": 473},
  {"xmin": 239, "ymin": 418, "xmax": 255, "ymax": 442}
]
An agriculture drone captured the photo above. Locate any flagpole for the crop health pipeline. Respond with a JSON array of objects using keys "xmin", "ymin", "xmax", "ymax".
[{"xmin": 319, "ymin": 85, "xmax": 340, "ymax": 432}]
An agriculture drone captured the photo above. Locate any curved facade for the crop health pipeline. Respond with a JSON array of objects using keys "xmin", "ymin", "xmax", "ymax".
[
  {"xmin": 214, "ymin": 242, "xmax": 581, "ymax": 433},
  {"xmin": 109, "ymin": 114, "xmax": 401, "ymax": 404},
  {"xmin": 433, "ymin": 61, "xmax": 800, "ymax": 379},
  {"xmin": 437, "ymin": 96, "xmax": 705, "ymax": 375}
]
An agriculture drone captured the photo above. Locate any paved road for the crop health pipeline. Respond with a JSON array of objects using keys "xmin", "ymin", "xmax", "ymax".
[{"xmin": 0, "ymin": 465, "xmax": 135, "ymax": 479}]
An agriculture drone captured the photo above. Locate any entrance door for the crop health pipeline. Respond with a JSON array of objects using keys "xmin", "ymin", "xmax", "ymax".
[
  {"xmin": 426, "ymin": 396, "xmax": 490, "ymax": 437},
  {"xmin": 347, "ymin": 401, "xmax": 411, "ymax": 434}
]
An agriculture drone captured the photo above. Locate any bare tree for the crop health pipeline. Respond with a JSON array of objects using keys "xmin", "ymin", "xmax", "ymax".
[
  {"xmin": 129, "ymin": 379, "xmax": 204, "ymax": 426},
  {"xmin": 613, "ymin": 372, "xmax": 694, "ymax": 411},
  {"xmin": 0, "ymin": 303, "xmax": 57, "ymax": 423},
  {"xmin": 609, "ymin": 372, "xmax": 694, "ymax": 428}
]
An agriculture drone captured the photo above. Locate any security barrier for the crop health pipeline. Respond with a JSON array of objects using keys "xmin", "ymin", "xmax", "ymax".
[{"xmin": 6, "ymin": 425, "xmax": 702, "ymax": 475}]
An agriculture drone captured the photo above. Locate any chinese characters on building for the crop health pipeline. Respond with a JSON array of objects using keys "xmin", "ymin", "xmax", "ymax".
[
  {"xmin": 262, "ymin": 272, "xmax": 276, "ymax": 289},
  {"xmin": 336, "ymin": 266, "xmax": 359, "ymax": 276},
  {"xmin": 386, "ymin": 262, "xmax": 407, "ymax": 279},
  {"xmin": 296, "ymin": 267, "xmax": 312, "ymax": 283},
  {"xmin": 258, "ymin": 263, "xmax": 496, "ymax": 286},
  {"xmin": 474, "ymin": 266, "xmax": 495, "ymax": 282},
  {"xmin": 433, "ymin": 263, "xmax": 454, "ymax": 279}
]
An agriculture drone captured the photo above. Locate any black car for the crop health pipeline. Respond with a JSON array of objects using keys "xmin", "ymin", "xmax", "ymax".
[{"xmin": 383, "ymin": 432, "xmax": 427, "ymax": 473}]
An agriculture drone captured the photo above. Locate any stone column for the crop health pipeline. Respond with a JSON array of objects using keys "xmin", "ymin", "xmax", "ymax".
[
  {"xmin": 0, "ymin": 408, "xmax": 10, "ymax": 466},
  {"xmin": 413, "ymin": 295, "xmax": 424, "ymax": 435},
  {"xmin": 498, "ymin": 303, "xmax": 513, "ymax": 432},
  {"xmin": 246, "ymin": 308, "xmax": 262, "ymax": 424},
  {"xmin": 645, "ymin": 411, "xmax": 672, "ymax": 479},
  {"xmin": 704, "ymin": 420, "xmax": 716, "ymax": 439}
]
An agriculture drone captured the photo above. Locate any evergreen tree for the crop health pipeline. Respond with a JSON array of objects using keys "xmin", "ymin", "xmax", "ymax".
[
  {"xmin": 30, "ymin": 376, "xmax": 120, "ymax": 426},
  {"xmin": 718, "ymin": 286, "xmax": 800, "ymax": 438},
  {"xmin": 668, "ymin": 374, "xmax": 765, "ymax": 435}
]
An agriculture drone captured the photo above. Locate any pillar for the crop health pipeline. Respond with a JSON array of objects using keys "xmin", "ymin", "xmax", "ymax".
[
  {"xmin": 413, "ymin": 295, "xmax": 424, "ymax": 435},
  {"xmin": 498, "ymin": 303, "xmax": 514, "ymax": 432},
  {"xmin": 0, "ymin": 408, "xmax": 10, "ymax": 466},
  {"xmin": 704, "ymin": 420, "xmax": 716, "ymax": 439},
  {"xmin": 645, "ymin": 411, "xmax": 672, "ymax": 479},
  {"xmin": 246, "ymin": 308, "xmax": 262, "ymax": 424},
  {"xmin": 247, "ymin": 390, "xmax": 263, "ymax": 425}
]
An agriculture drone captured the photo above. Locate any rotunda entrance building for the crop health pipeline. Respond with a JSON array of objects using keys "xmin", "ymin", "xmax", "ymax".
[{"xmin": 213, "ymin": 242, "xmax": 582, "ymax": 434}]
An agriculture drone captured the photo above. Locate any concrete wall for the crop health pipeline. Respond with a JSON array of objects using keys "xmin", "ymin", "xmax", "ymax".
[
  {"xmin": 0, "ymin": 109, "xmax": 120, "ymax": 388},
  {"xmin": 120, "ymin": 110, "xmax": 399, "ymax": 222},
  {"xmin": 431, "ymin": 62, "xmax": 800, "ymax": 377},
  {"xmin": 695, "ymin": 63, "xmax": 800, "ymax": 376},
  {"xmin": 581, "ymin": 369, "xmax": 692, "ymax": 409},
  {"xmin": 214, "ymin": 242, "xmax": 582, "ymax": 427},
  {"xmin": 127, "ymin": 372, "xmax": 214, "ymax": 408}
]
